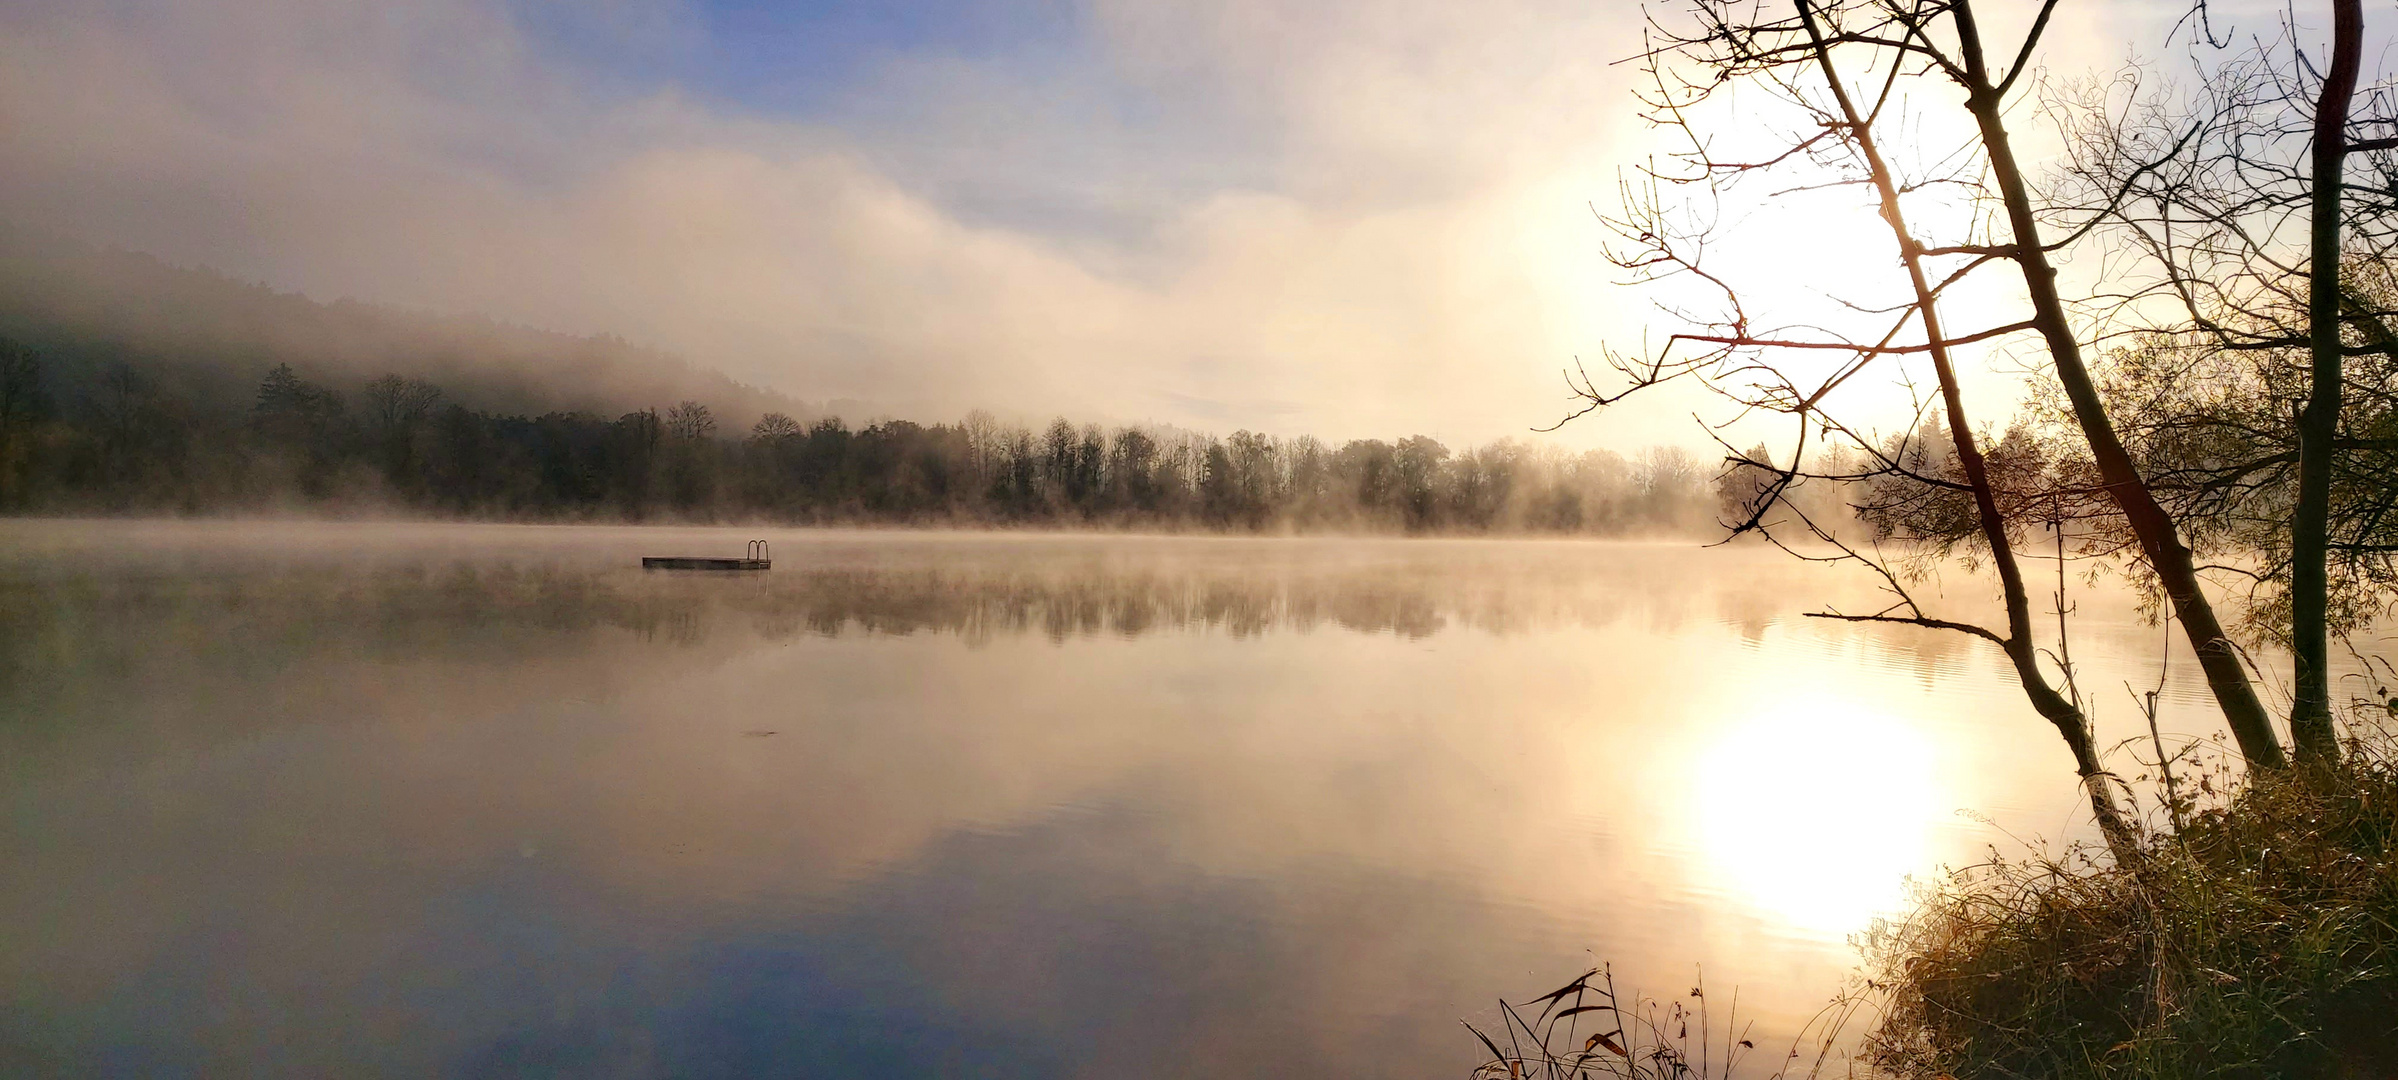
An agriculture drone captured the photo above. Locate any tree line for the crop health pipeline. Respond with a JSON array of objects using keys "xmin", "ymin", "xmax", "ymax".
[{"xmin": 0, "ymin": 346, "xmax": 1738, "ymax": 534}]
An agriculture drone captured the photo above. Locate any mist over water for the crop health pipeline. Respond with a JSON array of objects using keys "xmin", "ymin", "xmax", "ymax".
[{"xmin": 0, "ymin": 521, "xmax": 2322, "ymax": 1076}]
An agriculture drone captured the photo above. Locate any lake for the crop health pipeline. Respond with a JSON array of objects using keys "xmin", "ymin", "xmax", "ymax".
[{"xmin": 0, "ymin": 521, "xmax": 2292, "ymax": 1077}]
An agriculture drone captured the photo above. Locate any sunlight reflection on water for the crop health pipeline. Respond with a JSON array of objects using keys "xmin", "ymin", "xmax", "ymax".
[
  {"xmin": 0, "ymin": 521, "xmax": 2360, "ymax": 1078},
  {"xmin": 1696, "ymin": 698, "xmax": 1938, "ymax": 936}
]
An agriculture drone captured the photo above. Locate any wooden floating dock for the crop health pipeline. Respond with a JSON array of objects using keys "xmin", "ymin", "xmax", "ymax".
[
  {"xmin": 643, "ymin": 540, "xmax": 771, "ymax": 571},
  {"xmin": 642, "ymin": 556, "xmax": 770, "ymax": 571}
]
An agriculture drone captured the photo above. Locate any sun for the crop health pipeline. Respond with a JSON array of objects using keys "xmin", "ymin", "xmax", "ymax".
[{"xmin": 1693, "ymin": 696, "xmax": 1944, "ymax": 936}]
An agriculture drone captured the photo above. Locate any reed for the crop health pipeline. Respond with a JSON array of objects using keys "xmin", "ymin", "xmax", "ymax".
[
  {"xmin": 1463, "ymin": 967, "xmax": 1863, "ymax": 1079},
  {"xmin": 1476, "ymin": 725, "xmax": 2398, "ymax": 1078},
  {"xmin": 1862, "ymin": 737, "xmax": 2398, "ymax": 1078}
]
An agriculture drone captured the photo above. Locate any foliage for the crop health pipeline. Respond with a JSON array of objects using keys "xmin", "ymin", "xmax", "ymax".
[
  {"xmin": 1865, "ymin": 739, "xmax": 2398, "ymax": 1078},
  {"xmin": 2031, "ymin": 265, "xmax": 2398, "ymax": 653},
  {"xmin": 0, "ymin": 336, "xmax": 46, "ymax": 504},
  {"xmin": 1464, "ymin": 968, "xmax": 1858, "ymax": 1080},
  {"xmin": 0, "ymin": 337, "xmax": 1743, "ymax": 533}
]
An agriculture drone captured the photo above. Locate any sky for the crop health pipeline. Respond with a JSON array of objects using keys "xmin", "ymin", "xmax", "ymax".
[{"xmin": 0, "ymin": 0, "xmax": 2314, "ymax": 447}]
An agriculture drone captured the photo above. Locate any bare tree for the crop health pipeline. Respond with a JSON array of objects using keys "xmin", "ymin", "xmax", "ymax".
[
  {"xmin": 2044, "ymin": 3, "xmax": 2396, "ymax": 768},
  {"xmin": 961, "ymin": 409, "xmax": 998, "ymax": 489},
  {"xmin": 1556, "ymin": 0, "xmax": 2369, "ymax": 853},
  {"xmin": 95, "ymin": 362, "xmax": 149, "ymax": 454},
  {"xmin": 751, "ymin": 412, "xmax": 802, "ymax": 441},
  {"xmin": 362, "ymin": 373, "xmax": 442, "ymax": 482},
  {"xmin": 0, "ymin": 338, "xmax": 45, "ymax": 505},
  {"xmin": 0, "ymin": 338, "xmax": 40, "ymax": 437},
  {"xmin": 665, "ymin": 401, "xmax": 716, "ymax": 442},
  {"xmin": 1572, "ymin": 1, "xmax": 2398, "ymax": 785},
  {"xmin": 2294, "ymin": 0, "xmax": 2367, "ymax": 764},
  {"xmin": 362, "ymin": 374, "xmax": 441, "ymax": 440}
]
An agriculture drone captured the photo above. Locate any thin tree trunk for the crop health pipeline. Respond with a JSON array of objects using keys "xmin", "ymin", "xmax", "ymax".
[
  {"xmin": 2293, "ymin": 0, "xmax": 2363, "ymax": 767},
  {"xmin": 1798, "ymin": 1, "xmax": 2139, "ymax": 861},
  {"xmin": 1950, "ymin": 0, "xmax": 2288, "ymax": 770}
]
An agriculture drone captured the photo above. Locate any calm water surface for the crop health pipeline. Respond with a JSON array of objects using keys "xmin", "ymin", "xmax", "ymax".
[{"xmin": 0, "ymin": 521, "xmax": 2288, "ymax": 1077}]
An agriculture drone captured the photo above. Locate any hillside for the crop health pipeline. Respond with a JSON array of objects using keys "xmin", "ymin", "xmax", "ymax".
[{"xmin": 0, "ymin": 228, "xmax": 820, "ymax": 428}]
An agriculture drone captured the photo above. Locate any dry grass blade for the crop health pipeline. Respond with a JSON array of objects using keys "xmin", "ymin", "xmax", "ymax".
[{"xmin": 1463, "ymin": 965, "xmax": 1859, "ymax": 1079}]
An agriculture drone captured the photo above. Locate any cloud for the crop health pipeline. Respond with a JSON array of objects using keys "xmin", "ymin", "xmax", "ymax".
[{"xmin": 16, "ymin": 0, "xmax": 2198, "ymax": 449}]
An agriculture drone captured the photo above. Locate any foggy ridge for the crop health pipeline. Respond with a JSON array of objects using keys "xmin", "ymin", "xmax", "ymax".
[
  {"xmin": 0, "ymin": 236, "xmax": 1751, "ymax": 534},
  {"xmin": 0, "ymin": 227, "xmax": 824, "ymax": 429}
]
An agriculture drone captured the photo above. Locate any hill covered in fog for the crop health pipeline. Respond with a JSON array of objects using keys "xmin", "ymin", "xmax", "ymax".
[
  {"xmin": 0, "ymin": 232, "xmax": 1776, "ymax": 534},
  {"xmin": 0, "ymin": 228, "xmax": 821, "ymax": 429}
]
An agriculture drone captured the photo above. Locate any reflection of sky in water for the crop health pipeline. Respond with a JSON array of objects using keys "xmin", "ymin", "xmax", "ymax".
[{"xmin": 0, "ymin": 522, "xmax": 2356, "ymax": 1077}]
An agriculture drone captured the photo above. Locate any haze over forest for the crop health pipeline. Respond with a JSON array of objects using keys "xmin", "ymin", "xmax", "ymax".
[
  {"xmin": 0, "ymin": 231, "xmax": 1739, "ymax": 531},
  {"xmin": 0, "ymin": 0, "xmax": 2186, "ymax": 452}
]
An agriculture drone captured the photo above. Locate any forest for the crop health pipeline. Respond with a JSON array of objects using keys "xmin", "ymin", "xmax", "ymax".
[{"xmin": 0, "ymin": 341, "xmax": 1736, "ymax": 533}]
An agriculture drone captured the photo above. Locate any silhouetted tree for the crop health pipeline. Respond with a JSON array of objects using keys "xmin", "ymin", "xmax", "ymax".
[
  {"xmin": 1108, "ymin": 427, "xmax": 1161, "ymax": 514},
  {"xmin": 363, "ymin": 373, "xmax": 441, "ymax": 489},
  {"xmin": 250, "ymin": 363, "xmax": 348, "ymax": 497},
  {"xmin": 610, "ymin": 409, "xmax": 663, "ymax": 515},
  {"xmin": 752, "ymin": 412, "xmax": 801, "ymax": 440},
  {"xmin": 0, "ymin": 339, "xmax": 47, "ymax": 506},
  {"xmin": 1395, "ymin": 436, "xmax": 1449, "ymax": 530},
  {"xmin": 1715, "ymin": 443, "xmax": 1778, "ymax": 529},
  {"xmin": 665, "ymin": 401, "xmax": 715, "ymax": 441},
  {"xmin": 2040, "ymin": 2, "xmax": 2398, "ymax": 767},
  {"xmin": 1567, "ymin": 0, "xmax": 2183, "ymax": 852}
]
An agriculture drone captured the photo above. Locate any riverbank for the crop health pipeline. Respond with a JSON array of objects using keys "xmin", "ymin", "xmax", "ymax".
[
  {"xmin": 1863, "ymin": 741, "xmax": 2398, "ymax": 1077},
  {"xmin": 1468, "ymin": 735, "xmax": 2398, "ymax": 1079}
]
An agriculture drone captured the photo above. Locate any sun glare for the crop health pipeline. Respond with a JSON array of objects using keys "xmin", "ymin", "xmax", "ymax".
[{"xmin": 1694, "ymin": 696, "xmax": 1942, "ymax": 936}]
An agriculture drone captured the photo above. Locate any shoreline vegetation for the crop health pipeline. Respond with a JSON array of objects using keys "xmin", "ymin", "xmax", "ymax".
[
  {"xmin": 1476, "ymin": 0, "xmax": 2398, "ymax": 1072},
  {"xmin": 0, "ymin": 343, "xmax": 1760, "ymax": 537},
  {"xmin": 1471, "ymin": 732, "xmax": 2398, "ymax": 1079},
  {"xmin": 1863, "ymin": 739, "xmax": 2398, "ymax": 1078}
]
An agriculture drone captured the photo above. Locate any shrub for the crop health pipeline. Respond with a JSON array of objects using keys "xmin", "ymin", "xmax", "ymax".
[{"xmin": 1865, "ymin": 745, "xmax": 2398, "ymax": 1078}]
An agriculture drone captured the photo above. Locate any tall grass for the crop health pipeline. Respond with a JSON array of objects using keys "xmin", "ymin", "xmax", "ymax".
[
  {"xmin": 1463, "ymin": 967, "xmax": 1862, "ymax": 1079},
  {"xmin": 1862, "ymin": 739, "xmax": 2398, "ymax": 1078},
  {"xmin": 1475, "ymin": 729, "xmax": 2398, "ymax": 1078}
]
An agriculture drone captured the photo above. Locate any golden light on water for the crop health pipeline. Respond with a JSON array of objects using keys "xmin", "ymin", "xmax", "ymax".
[{"xmin": 1696, "ymin": 696, "xmax": 1942, "ymax": 935}]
